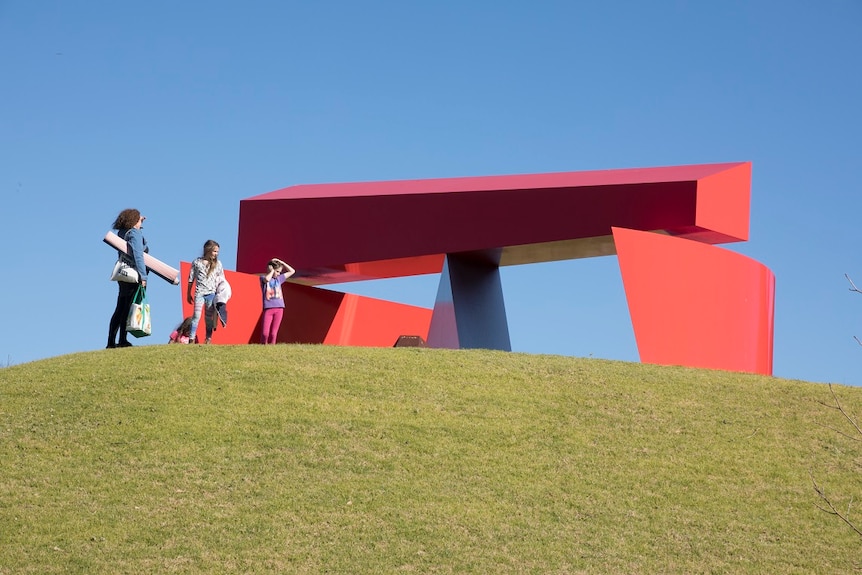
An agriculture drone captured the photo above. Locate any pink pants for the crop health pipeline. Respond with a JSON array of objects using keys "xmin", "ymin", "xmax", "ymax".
[{"xmin": 261, "ymin": 308, "xmax": 284, "ymax": 344}]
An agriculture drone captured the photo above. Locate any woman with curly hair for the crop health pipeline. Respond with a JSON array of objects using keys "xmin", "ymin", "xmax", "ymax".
[
  {"xmin": 107, "ymin": 208, "xmax": 148, "ymax": 348},
  {"xmin": 186, "ymin": 239, "xmax": 225, "ymax": 344}
]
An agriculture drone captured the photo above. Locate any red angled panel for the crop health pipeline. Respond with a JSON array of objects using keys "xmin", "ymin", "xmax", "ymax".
[
  {"xmin": 613, "ymin": 227, "xmax": 774, "ymax": 374},
  {"xmin": 179, "ymin": 263, "xmax": 431, "ymax": 346}
]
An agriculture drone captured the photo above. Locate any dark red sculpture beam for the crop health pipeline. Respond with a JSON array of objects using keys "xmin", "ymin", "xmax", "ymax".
[{"xmin": 237, "ymin": 162, "xmax": 752, "ymax": 283}]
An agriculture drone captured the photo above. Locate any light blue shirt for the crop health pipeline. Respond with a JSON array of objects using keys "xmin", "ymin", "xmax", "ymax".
[{"xmin": 119, "ymin": 228, "xmax": 148, "ymax": 282}]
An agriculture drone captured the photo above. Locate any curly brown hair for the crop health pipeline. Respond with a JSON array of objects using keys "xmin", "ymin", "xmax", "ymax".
[{"xmin": 112, "ymin": 208, "xmax": 141, "ymax": 231}]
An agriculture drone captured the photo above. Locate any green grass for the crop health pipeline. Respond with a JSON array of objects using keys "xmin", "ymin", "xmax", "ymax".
[{"xmin": 1, "ymin": 345, "xmax": 860, "ymax": 573}]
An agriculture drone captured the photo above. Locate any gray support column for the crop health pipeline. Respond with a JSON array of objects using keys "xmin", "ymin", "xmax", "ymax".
[{"xmin": 426, "ymin": 254, "xmax": 511, "ymax": 351}]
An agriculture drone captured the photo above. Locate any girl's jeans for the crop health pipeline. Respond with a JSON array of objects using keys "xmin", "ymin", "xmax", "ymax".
[{"xmin": 190, "ymin": 293, "xmax": 217, "ymax": 341}]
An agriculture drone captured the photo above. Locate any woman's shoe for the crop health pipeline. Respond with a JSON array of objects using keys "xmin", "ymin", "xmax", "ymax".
[{"xmin": 118, "ymin": 341, "xmax": 134, "ymax": 348}]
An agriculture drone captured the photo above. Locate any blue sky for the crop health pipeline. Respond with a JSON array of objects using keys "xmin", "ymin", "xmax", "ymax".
[{"xmin": 1, "ymin": 2, "xmax": 860, "ymax": 385}]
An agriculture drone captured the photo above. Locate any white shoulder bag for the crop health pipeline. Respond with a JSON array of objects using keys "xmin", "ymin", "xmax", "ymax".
[{"xmin": 110, "ymin": 258, "xmax": 140, "ymax": 283}]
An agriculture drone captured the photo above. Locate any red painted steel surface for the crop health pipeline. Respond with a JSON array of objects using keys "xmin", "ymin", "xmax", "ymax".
[
  {"xmin": 614, "ymin": 227, "xmax": 775, "ymax": 374},
  {"xmin": 182, "ymin": 161, "xmax": 774, "ymax": 374},
  {"xmin": 236, "ymin": 162, "xmax": 751, "ymax": 283},
  {"xmin": 179, "ymin": 263, "xmax": 431, "ymax": 346}
]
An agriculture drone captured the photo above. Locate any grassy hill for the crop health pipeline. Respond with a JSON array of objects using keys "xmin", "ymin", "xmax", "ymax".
[{"xmin": 1, "ymin": 345, "xmax": 860, "ymax": 574}]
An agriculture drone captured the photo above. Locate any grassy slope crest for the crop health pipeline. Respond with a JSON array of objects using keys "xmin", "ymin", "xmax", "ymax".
[{"xmin": 1, "ymin": 345, "xmax": 860, "ymax": 574}]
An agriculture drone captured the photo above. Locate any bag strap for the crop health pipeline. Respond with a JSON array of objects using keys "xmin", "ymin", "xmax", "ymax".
[{"xmin": 134, "ymin": 284, "xmax": 147, "ymax": 303}]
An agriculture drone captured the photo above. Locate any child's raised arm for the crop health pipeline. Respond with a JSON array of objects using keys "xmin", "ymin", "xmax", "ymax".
[{"xmin": 272, "ymin": 258, "xmax": 296, "ymax": 279}]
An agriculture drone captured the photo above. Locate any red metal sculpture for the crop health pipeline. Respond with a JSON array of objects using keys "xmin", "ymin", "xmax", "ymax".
[{"xmin": 181, "ymin": 161, "xmax": 775, "ymax": 374}]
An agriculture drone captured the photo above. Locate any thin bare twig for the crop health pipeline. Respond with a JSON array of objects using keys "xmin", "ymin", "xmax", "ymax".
[
  {"xmin": 811, "ymin": 472, "xmax": 862, "ymax": 538},
  {"xmin": 814, "ymin": 280, "xmax": 862, "ymax": 544},
  {"xmin": 825, "ymin": 383, "xmax": 862, "ymax": 437},
  {"xmin": 813, "ymin": 421, "xmax": 862, "ymax": 443}
]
